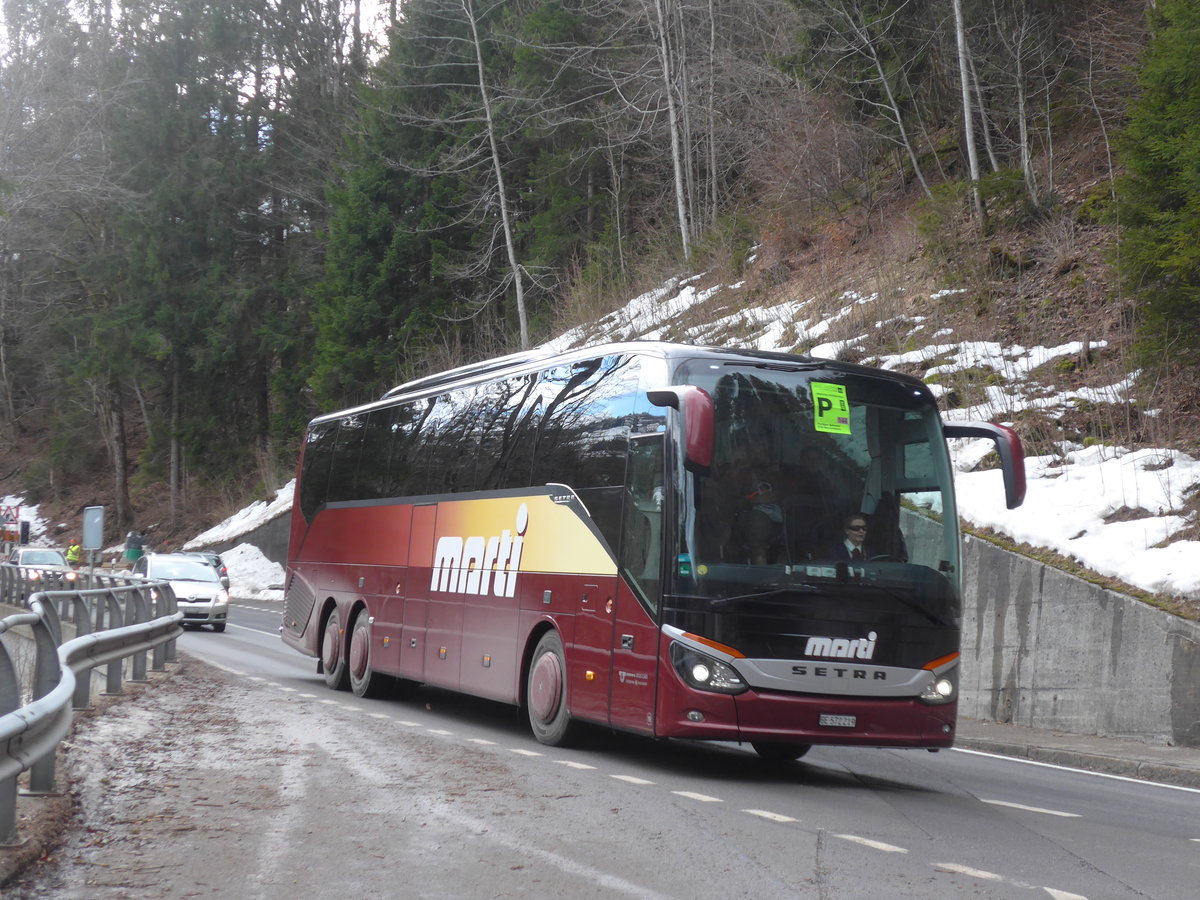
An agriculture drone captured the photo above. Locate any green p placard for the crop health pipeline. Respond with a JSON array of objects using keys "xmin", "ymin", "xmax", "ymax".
[{"xmin": 811, "ymin": 382, "xmax": 851, "ymax": 434}]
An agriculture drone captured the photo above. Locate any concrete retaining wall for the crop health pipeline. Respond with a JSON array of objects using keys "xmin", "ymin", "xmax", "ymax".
[{"xmin": 960, "ymin": 534, "xmax": 1200, "ymax": 748}]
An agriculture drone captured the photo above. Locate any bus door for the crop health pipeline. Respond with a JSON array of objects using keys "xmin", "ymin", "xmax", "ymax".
[
  {"xmin": 399, "ymin": 502, "xmax": 436, "ymax": 684},
  {"xmin": 571, "ymin": 573, "xmax": 619, "ymax": 725},
  {"xmin": 609, "ymin": 432, "xmax": 665, "ymax": 734}
]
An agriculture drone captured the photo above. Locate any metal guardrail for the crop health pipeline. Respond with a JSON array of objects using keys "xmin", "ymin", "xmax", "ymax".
[{"xmin": 0, "ymin": 576, "xmax": 182, "ymax": 845}]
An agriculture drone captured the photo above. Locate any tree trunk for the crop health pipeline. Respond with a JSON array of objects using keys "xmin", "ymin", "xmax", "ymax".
[
  {"xmin": 463, "ymin": 0, "xmax": 529, "ymax": 348},
  {"xmin": 650, "ymin": 0, "xmax": 692, "ymax": 261},
  {"xmin": 170, "ymin": 355, "xmax": 181, "ymax": 530},
  {"xmin": 108, "ymin": 374, "xmax": 132, "ymax": 533},
  {"xmin": 952, "ymin": 0, "xmax": 986, "ymax": 231}
]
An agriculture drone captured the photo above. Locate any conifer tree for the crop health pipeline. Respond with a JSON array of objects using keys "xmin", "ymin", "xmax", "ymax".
[{"xmin": 1115, "ymin": 0, "xmax": 1200, "ymax": 364}]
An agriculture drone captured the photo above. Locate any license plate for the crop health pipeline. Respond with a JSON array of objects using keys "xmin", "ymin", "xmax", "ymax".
[{"xmin": 818, "ymin": 714, "xmax": 856, "ymax": 728}]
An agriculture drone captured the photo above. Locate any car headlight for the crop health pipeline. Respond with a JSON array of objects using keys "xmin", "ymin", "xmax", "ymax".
[
  {"xmin": 64, "ymin": 570, "xmax": 78, "ymax": 582},
  {"xmin": 28, "ymin": 570, "xmax": 41, "ymax": 581},
  {"xmin": 217, "ymin": 590, "xmax": 229, "ymax": 604},
  {"xmin": 670, "ymin": 642, "xmax": 747, "ymax": 694},
  {"xmin": 919, "ymin": 664, "xmax": 958, "ymax": 705}
]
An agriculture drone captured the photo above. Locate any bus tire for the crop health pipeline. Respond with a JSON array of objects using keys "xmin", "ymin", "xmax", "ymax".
[
  {"xmin": 321, "ymin": 606, "xmax": 350, "ymax": 691},
  {"xmin": 348, "ymin": 608, "xmax": 386, "ymax": 698},
  {"xmin": 527, "ymin": 631, "xmax": 576, "ymax": 746},
  {"xmin": 752, "ymin": 741, "xmax": 812, "ymax": 762}
]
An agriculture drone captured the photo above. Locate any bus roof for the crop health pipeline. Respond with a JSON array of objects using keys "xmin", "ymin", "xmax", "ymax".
[{"xmin": 311, "ymin": 341, "xmax": 931, "ymax": 426}]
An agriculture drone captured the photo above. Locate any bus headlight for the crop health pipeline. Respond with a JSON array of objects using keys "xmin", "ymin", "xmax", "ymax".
[
  {"xmin": 670, "ymin": 642, "xmax": 747, "ymax": 695},
  {"xmin": 919, "ymin": 666, "xmax": 958, "ymax": 705}
]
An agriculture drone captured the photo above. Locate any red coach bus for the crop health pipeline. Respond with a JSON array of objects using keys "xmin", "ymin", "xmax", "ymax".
[{"xmin": 282, "ymin": 342, "xmax": 1024, "ymax": 759}]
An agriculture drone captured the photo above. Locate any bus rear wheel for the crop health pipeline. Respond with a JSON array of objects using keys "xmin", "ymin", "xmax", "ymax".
[
  {"xmin": 321, "ymin": 606, "xmax": 350, "ymax": 691},
  {"xmin": 527, "ymin": 631, "xmax": 576, "ymax": 746},
  {"xmin": 752, "ymin": 742, "xmax": 812, "ymax": 762},
  {"xmin": 348, "ymin": 608, "xmax": 387, "ymax": 698}
]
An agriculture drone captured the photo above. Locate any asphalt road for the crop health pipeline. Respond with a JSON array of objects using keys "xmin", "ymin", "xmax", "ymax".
[{"xmin": 9, "ymin": 597, "xmax": 1197, "ymax": 898}]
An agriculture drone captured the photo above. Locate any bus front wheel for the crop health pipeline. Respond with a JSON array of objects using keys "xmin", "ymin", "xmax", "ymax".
[
  {"xmin": 321, "ymin": 606, "xmax": 350, "ymax": 691},
  {"xmin": 527, "ymin": 631, "xmax": 576, "ymax": 746}
]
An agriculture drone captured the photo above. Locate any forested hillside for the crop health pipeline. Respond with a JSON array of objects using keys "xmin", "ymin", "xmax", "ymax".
[{"xmin": 0, "ymin": 0, "xmax": 1194, "ymax": 545}]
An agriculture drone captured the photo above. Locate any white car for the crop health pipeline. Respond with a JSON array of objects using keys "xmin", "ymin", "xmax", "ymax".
[
  {"xmin": 132, "ymin": 553, "xmax": 230, "ymax": 632},
  {"xmin": 3, "ymin": 547, "xmax": 80, "ymax": 591}
]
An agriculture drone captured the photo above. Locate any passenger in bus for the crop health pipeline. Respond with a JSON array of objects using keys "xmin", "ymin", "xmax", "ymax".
[
  {"xmin": 720, "ymin": 446, "xmax": 788, "ymax": 565},
  {"xmin": 830, "ymin": 513, "xmax": 871, "ymax": 561}
]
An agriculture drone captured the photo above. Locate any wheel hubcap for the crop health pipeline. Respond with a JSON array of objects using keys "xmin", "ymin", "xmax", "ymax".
[
  {"xmin": 322, "ymin": 618, "xmax": 340, "ymax": 669},
  {"xmin": 529, "ymin": 650, "xmax": 563, "ymax": 723},
  {"xmin": 349, "ymin": 625, "xmax": 369, "ymax": 679}
]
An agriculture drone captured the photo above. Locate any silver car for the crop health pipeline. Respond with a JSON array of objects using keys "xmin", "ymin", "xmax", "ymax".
[{"xmin": 132, "ymin": 553, "xmax": 230, "ymax": 632}]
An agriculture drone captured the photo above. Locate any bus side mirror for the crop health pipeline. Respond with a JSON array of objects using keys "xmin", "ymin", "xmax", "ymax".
[
  {"xmin": 943, "ymin": 421, "xmax": 1027, "ymax": 509},
  {"xmin": 647, "ymin": 386, "xmax": 714, "ymax": 472}
]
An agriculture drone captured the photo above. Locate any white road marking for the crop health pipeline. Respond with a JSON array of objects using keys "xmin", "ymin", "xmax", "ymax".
[
  {"xmin": 225, "ymin": 621, "xmax": 281, "ymax": 636},
  {"xmin": 934, "ymin": 863, "xmax": 1002, "ymax": 880},
  {"xmin": 744, "ymin": 809, "xmax": 798, "ymax": 823},
  {"xmin": 834, "ymin": 834, "xmax": 907, "ymax": 853},
  {"xmin": 254, "ymin": 679, "xmax": 1103, "ymax": 900},
  {"xmin": 954, "ymin": 748, "xmax": 1200, "ymax": 794},
  {"xmin": 981, "ymin": 798, "xmax": 1080, "ymax": 818},
  {"xmin": 672, "ymin": 790, "xmax": 722, "ymax": 803},
  {"xmin": 611, "ymin": 775, "xmax": 655, "ymax": 785}
]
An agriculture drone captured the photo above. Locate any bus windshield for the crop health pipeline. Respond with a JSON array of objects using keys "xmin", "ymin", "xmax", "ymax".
[{"xmin": 665, "ymin": 360, "xmax": 961, "ymax": 662}]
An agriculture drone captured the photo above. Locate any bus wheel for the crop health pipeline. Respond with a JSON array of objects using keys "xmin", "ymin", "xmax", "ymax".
[
  {"xmin": 752, "ymin": 742, "xmax": 811, "ymax": 762},
  {"xmin": 348, "ymin": 608, "xmax": 386, "ymax": 698},
  {"xmin": 321, "ymin": 607, "xmax": 350, "ymax": 691},
  {"xmin": 527, "ymin": 631, "xmax": 575, "ymax": 746}
]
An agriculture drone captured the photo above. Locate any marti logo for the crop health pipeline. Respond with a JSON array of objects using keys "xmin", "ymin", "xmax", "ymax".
[
  {"xmin": 804, "ymin": 631, "xmax": 878, "ymax": 660},
  {"xmin": 431, "ymin": 504, "xmax": 528, "ymax": 597}
]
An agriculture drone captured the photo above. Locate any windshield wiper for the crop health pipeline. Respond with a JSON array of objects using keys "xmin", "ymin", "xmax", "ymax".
[{"xmin": 709, "ymin": 584, "xmax": 819, "ymax": 609}]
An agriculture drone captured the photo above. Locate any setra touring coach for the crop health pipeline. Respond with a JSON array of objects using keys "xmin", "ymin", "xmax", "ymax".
[{"xmin": 281, "ymin": 341, "xmax": 1024, "ymax": 760}]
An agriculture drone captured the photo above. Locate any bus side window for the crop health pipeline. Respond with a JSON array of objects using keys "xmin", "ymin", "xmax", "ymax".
[
  {"xmin": 327, "ymin": 414, "xmax": 367, "ymax": 503},
  {"xmin": 411, "ymin": 389, "xmax": 479, "ymax": 496},
  {"xmin": 622, "ymin": 432, "xmax": 664, "ymax": 610},
  {"xmin": 298, "ymin": 422, "xmax": 337, "ymax": 521},
  {"xmin": 357, "ymin": 407, "xmax": 393, "ymax": 501},
  {"xmin": 475, "ymin": 374, "xmax": 540, "ymax": 491},
  {"xmin": 532, "ymin": 355, "xmax": 636, "ymax": 490}
]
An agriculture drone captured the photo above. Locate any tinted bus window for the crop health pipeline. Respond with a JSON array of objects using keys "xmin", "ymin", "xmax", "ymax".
[
  {"xmin": 531, "ymin": 355, "xmax": 638, "ymax": 490},
  {"xmin": 327, "ymin": 413, "xmax": 368, "ymax": 502},
  {"xmin": 411, "ymin": 389, "xmax": 479, "ymax": 496},
  {"xmin": 475, "ymin": 374, "xmax": 541, "ymax": 491},
  {"xmin": 298, "ymin": 422, "xmax": 337, "ymax": 520},
  {"xmin": 357, "ymin": 407, "xmax": 394, "ymax": 501}
]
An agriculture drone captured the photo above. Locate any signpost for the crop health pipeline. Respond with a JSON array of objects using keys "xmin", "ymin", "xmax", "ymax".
[{"xmin": 83, "ymin": 506, "xmax": 104, "ymax": 573}]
